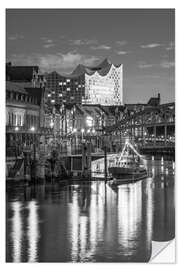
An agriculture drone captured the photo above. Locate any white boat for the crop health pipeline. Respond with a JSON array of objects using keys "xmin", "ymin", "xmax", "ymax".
[{"xmin": 108, "ymin": 140, "xmax": 147, "ymax": 185}]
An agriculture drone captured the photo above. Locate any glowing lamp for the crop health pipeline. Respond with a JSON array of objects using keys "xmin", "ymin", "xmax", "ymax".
[{"xmin": 30, "ymin": 126, "xmax": 35, "ymax": 132}]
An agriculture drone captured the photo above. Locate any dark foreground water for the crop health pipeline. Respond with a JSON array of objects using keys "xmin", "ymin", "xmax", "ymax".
[{"xmin": 6, "ymin": 158, "xmax": 175, "ymax": 262}]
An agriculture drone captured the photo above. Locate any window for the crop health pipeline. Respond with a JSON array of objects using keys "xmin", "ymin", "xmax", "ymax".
[
  {"xmin": 19, "ymin": 115, "xmax": 21, "ymax": 126},
  {"xmin": 8, "ymin": 112, "xmax": 10, "ymax": 125}
]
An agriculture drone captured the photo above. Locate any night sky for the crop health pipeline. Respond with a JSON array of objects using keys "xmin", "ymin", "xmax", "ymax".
[{"xmin": 6, "ymin": 9, "xmax": 175, "ymax": 104}]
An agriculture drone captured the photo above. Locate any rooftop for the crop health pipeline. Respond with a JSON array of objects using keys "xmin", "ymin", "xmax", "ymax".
[
  {"xmin": 6, "ymin": 81, "xmax": 31, "ymax": 94},
  {"xmin": 46, "ymin": 58, "xmax": 122, "ymax": 79},
  {"xmin": 6, "ymin": 81, "xmax": 44, "ymax": 105},
  {"xmin": 6, "ymin": 63, "xmax": 39, "ymax": 82}
]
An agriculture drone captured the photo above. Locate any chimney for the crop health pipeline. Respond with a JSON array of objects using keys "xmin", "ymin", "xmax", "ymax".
[{"xmin": 158, "ymin": 93, "xmax": 160, "ymax": 104}]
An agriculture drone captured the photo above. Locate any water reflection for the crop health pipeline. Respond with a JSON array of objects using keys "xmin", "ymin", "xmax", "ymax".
[
  {"xmin": 11, "ymin": 202, "xmax": 22, "ymax": 262},
  {"xmin": 148, "ymin": 158, "xmax": 175, "ymax": 242},
  {"xmin": 27, "ymin": 201, "xmax": 39, "ymax": 262},
  {"xmin": 152, "ymin": 176, "xmax": 175, "ymax": 241},
  {"xmin": 66, "ymin": 180, "xmax": 153, "ymax": 262},
  {"xmin": 6, "ymin": 158, "xmax": 175, "ymax": 262}
]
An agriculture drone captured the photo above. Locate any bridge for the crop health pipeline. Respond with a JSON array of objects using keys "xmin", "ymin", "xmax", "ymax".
[{"xmin": 104, "ymin": 103, "xmax": 175, "ymax": 155}]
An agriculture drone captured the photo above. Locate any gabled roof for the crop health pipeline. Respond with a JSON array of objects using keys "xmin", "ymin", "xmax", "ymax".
[
  {"xmin": 6, "ymin": 81, "xmax": 31, "ymax": 94},
  {"xmin": 147, "ymin": 97, "xmax": 160, "ymax": 106},
  {"xmin": 6, "ymin": 64, "xmax": 39, "ymax": 82}
]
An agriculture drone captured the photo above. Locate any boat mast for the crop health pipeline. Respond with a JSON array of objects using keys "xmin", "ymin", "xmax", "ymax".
[{"xmin": 117, "ymin": 139, "xmax": 143, "ymax": 164}]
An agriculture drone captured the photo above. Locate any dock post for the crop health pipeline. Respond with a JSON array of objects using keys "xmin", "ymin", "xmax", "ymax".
[
  {"xmin": 104, "ymin": 135, "xmax": 108, "ymax": 183},
  {"xmin": 104, "ymin": 145, "xmax": 107, "ymax": 183}
]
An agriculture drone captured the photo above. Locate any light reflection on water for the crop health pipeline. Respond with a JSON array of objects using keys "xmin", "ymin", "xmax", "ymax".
[
  {"xmin": 11, "ymin": 201, "xmax": 22, "ymax": 262},
  {"xmin": 6, "ymin": 158, "xmax": 175, "ymax": 262},
  {"xmin": 27, "ymin": 201, "xmax": 39, "ymax": 262}
]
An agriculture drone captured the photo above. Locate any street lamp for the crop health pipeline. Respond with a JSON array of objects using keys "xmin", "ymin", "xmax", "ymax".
[
  {"xmin": 29, "ymin": 126, "xmax": 37, "ymax": 180},
  {"xmin": 30, "ymin": 126, "xmax": 35, "ymax": 132},
  {"xmin": 50, "ymin": 121, "xmax": 54, "ymax": 129},
  {"xmin": 30, "ymin": 126, "xmax": 36, "ymax": 160},
  {"xmin": 15, "ymin": 126, "xmax": 19, "ymax": 156}
]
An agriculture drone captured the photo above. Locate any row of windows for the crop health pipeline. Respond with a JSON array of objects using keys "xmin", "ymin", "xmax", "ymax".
[
  {"xmin": 7, "ymin": 113, "xmax": 23, "ymax": 126},
  {"xmin": 6, "ymin": 91, "xmax": 38, "ymax": 105},
  {"xmin": 7, "ymin": 112, "xmax": 39, "ymax": 128},
  {"xmin": 47, "ymin": 90, "xmax": 85, "ymax": 97},
  {"xmin": 47, "ymin": 78, "xmax": 85, "ymax": 85}
]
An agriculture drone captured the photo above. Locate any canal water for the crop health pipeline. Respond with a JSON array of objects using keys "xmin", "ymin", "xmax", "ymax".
[{"xmin": 6, "ymin": 157, "xmax": 175, "ymax": 262}]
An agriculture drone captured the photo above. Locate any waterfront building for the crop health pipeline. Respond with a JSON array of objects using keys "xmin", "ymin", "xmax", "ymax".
[
  {"xmin": 45, "ymin": 58, "xmax": 123, "ymax": 106},
  {"xmin": 6, "ymin": 62, "xmax": 174, "ymax": 160},
  {"xmin": 6, "ymin": 81, "xmax": 45, "ymax": 155},
  {"xmin": 6, "ymin": 63, "xmax": 49, "ymax": 160},
  {"xmin": 6, "ymin": 62, "xmax": 46, "ymax": 88}
]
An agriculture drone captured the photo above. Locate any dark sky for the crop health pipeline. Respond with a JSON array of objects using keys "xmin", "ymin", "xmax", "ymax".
[{"xmin": 6, "ymin": 9, "xmax": 175, "ymax": 104}]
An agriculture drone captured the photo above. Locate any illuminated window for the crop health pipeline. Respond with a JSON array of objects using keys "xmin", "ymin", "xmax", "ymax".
[
  {"xmin": 66, "ymin": 79, "xmax": 70, "ymax": 82},
  {"xmin": 86, "ymin": 116, "xmax": 93, "ymax": 127}
]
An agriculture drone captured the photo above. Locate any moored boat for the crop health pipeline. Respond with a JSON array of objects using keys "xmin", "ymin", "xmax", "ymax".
[{"xmin": 108, "ymin": 140, "xmax": 147, "ymax": 185}]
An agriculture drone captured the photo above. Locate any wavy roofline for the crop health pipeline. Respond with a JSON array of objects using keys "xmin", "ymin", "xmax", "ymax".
[
  {"xmin": 85, "ymin": 62, "xmax": 122, "ymax": 77},
  {"xmin": 46, "ymin": 59, "xmax": 122, "ymax": 78}
]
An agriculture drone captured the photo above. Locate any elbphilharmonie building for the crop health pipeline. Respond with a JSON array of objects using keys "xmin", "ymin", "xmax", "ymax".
[{"xmin": 45, "ymin": 58, "xmax": 123, "ymax": 106}]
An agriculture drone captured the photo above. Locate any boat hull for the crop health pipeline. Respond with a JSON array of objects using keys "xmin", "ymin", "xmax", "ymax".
[{"xmin": 108, "ymin": 167, "xmax": 147, "ymax": 185}]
